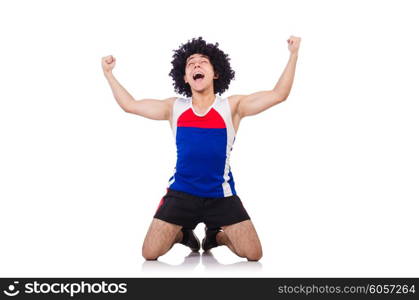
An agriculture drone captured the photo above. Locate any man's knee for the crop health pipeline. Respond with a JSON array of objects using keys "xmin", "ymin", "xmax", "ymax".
[
  {"xmin": 239, "ymin": 247, "xmax": 263, "ymax": 261},
  {"xmin": 246, "ymin": 248, "xmax": 263, "ymax": 261},
  {"xmin": 142, "ymin": 244, "xmax": 161, "ymax": 260},
  {"xmin": 141, "ymin": 218, "xmax": 181, "ymax": 260}
]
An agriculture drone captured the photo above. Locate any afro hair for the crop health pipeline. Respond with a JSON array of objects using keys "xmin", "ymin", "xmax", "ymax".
[{"xmin": 168, "ymin": 37, "xmax": 235, "ymax": 97}]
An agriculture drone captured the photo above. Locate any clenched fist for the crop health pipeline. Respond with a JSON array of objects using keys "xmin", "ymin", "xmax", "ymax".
[
  {"xmin": 287, "ymin": 36, "xmax": 301, "ymax": 55},
  {"xmin": 102, "ymin": 55, "xmax": 116, "ymax": 74}
]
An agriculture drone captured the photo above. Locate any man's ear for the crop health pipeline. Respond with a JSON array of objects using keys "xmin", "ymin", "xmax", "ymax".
[
  {"xmin": 214, "ymin": 73, "xmax": 219, "ymax": 79},
  {"xmin": 184, "ymin": 74, "xmax": 187, "ymax": 83}
]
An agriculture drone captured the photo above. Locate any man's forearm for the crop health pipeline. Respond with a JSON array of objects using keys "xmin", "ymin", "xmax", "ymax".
[
  {"xmin": 104, "ymin": 71, "xmax": 135, "ymax": 111},
  {"xmin": 273, "ymin": 53, "xmax": 298, "ymax": 98}
]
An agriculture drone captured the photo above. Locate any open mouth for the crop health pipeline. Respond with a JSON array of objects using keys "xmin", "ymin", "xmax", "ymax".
[{"xmin": 193, "ymin": 73, "xmax": 205, "ymax": 81}]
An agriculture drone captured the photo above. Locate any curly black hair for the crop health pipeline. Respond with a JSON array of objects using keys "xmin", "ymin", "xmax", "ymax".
[{"xmin": 168, "ymin": 37, "xmax": 235, "ymax": 97}]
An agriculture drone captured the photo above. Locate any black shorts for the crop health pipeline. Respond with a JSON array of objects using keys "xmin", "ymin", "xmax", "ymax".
[{"xmin": 154, "ymin": 188, "xmax": 250, "ymax": 229}]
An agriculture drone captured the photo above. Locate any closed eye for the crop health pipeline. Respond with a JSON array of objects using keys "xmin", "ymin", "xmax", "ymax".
[{"xmin": 188, "ymin": 59, "xmax": 208, "ymax": 66}]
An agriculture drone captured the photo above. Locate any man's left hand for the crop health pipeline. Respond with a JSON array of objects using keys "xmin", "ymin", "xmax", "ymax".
[{"xmin": 287, "ymin": 36, "xmax": 301, "ymax": 55}]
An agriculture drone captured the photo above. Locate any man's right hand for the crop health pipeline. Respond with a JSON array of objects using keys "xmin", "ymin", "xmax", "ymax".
[
  {"xmin": 101, "ymin": 54, "xmax": 175, "ymax": 120},
  {"xmin": 102, "ymin": 55, "xmax": 116, "ymax": 74}
]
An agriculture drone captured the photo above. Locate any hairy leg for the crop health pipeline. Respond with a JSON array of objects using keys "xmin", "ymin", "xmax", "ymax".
[
  {"xmin": 142, "ymin": 218, "xmax": 182, "ymax": 260},
  {"xmin": 218, "ymin": 220, "xmax": 263, "ymax": 261}
]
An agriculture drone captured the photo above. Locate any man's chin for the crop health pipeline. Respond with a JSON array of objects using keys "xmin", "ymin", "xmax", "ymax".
[
  {"xmin": 191, "ymin": 83, "xmax": 211, "ymax": 92},
  {"xmin": 191, "ymin": 87, "xmax": 206, "ymax": 93}
]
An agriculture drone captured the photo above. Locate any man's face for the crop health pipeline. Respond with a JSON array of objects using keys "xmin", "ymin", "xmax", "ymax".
[{"xmin": 184, "ymin": 53, "xmax": 218, "ymax": 93}]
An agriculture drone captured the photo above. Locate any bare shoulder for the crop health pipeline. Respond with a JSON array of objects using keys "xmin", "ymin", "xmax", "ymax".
[
  {"xmin": 227, "ymin": 94, "xmax": 245, "ymax": 115},
  {"xmin": 227, "ymin": 94, "xmax": 247, "ymax": 132},
  {"xmin": 163, "ymin": 97, "xmax": 177, "ymax": 104},
  {"xmin": 227, "ymin": 94, "xmax": 242, "ymax": 104},
  {"xmin": 164, "ymin": 97, "xmax": 177, "ymax": 124},
  {"xmin": 163, "ymin": 96, "xmax": 177, "ymax": 113}
]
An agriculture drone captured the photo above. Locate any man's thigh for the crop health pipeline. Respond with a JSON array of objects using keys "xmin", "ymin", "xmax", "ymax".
[
  {"xmin": 142, "ymin": 218, "xmax": 182, "ymax": 259},
  {"xmin": 222, "ymin": 220, "xmax": 262, "ymax": 259}
]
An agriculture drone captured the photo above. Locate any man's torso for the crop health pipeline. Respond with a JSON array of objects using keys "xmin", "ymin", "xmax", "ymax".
[
  {"xmin": 167, "ymin": 95, "xmax": 241, "ymax": 134},
  {"xmin": 166, "ymin": 95, "xmax": 239, "ymax": 198}
]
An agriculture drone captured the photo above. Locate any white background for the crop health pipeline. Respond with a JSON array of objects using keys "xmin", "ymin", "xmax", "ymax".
[{"xmin": 1, "ymin": 0, "xmax": 418, "ymax": 277}]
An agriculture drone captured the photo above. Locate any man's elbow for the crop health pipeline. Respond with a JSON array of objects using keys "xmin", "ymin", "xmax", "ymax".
[
  {"xmin": 122, "ymin": 101, "xmax": 135, "ymax": 113},
  {"xmin": 122, "ymin": 105, "xmax": 132, "ymax": 113},
  {"xmin": 272, "ymin": 90, "xmax": 289, "ymax": 103}
]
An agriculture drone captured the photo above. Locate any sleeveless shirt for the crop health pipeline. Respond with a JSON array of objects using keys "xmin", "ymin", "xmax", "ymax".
[{"xmin": 167, "ymin": 95, "xmax": 237, "ymax": 198}]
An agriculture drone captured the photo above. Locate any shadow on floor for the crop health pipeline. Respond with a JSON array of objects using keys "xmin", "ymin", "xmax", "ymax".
[{"xmin": 141, "ymin": 251, "xmax": 263, "ymax": 272}]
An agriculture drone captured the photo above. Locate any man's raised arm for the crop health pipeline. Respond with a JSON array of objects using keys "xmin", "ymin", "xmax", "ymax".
[
  {"xmin": 233, "ymin": 36, "xmax": 301, "ymax": 118},
  {"xmin": 102, "ymin": 55, "xmax": 174, "ymax": 120}
]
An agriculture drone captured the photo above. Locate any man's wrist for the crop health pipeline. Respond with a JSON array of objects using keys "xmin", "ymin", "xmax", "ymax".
[
  {"xmin": 104, "ymin": 71, "xmax": 114, "ymax": 79},
  {"xmin": 290, "ymin": 52, "xmax": 299, "ymax": 59}
]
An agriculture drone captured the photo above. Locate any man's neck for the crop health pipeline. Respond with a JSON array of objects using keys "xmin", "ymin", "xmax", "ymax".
[{"xmin": 191, "ymin": 91, "xmax": 216, "ymax": 108}]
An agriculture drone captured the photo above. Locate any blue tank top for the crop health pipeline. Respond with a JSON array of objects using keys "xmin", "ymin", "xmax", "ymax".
[{"xmin": 167, "ymin": 95, "xmax": 237, "ymax": 198}]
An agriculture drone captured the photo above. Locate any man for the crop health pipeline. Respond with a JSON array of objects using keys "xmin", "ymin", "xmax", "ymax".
[{"xmin": 102, "ymin": 36, "xmax": 301, "ymax": 261}]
